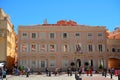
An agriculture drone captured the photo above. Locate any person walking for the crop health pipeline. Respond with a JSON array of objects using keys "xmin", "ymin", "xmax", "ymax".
[{"xmin": 26, "ymin": 67, "xmax": 30, "ymax": 77}]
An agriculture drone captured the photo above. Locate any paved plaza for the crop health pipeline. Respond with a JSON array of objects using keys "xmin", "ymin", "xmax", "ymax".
[{"xmin": 3, "ymin": 73, "xmax": 118, "ymax": 80}]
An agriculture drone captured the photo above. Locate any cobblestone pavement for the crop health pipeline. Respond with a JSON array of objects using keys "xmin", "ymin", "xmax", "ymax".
[{"xmin": 3, "ymin": 74, "xmax": 118, "ymax": 80}]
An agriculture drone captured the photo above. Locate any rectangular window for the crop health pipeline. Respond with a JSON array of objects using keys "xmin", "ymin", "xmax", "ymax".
[
  {"xmin": 62, "ymin": 60, "xmax": 68, "ymax": 67},
  {"xmin": 22, "ymin": 32, "xmax": 28, "ymax": 38},
  {"xmin": 98, "ymin": 44, "xmax": 103, "ymax": 52},
  {"xmin": 63, "ymin": 33, "xmax": 67, "ymax": 38},
  {"xmin": 98, "ymin": 33, "xmax": 103, "ymax": 36},
  {"xmin": 22, "ymin": 44, "xmax": 27, "ymax": 52},
  {"xmin": 63, "ymin": 44, "xmax": 69, "ymax": 52},
  {"xmin": 50, "ymin": 61, "xmax": 55, "ymax": 67},
  {"xmin": 76, "ymin": 43, "xmax": 82, "ymax": 53},
  {"xmin": 118, "ymin": 49, "xmax": 120, "ymax": 52},
  {"xmin": 50, "ymin": 33, "xmax": 55, "ymax": 39},
  {"xmin": 41, "ymin": 61, "xmax": 45, "ymax": 68},
  {"xmin": 50, "ymin": 44, "xmax": 55, "ymax": 52},
  {"xmin": 31, "ymin": 44, "xmax": 36, "ymax": 52},
  {"xmin": 31, "ymin": 33, "xmax": 36, "ymax": 38},
  {"xmin": 87, "ymin": 33, "xmax": 93, "ymax": 39},
  {"xmin": 88, "ymin": 33, "xmax": 92, "ymax": 36},
  {"xmin": 75, "ymin": 33, "xmax": 80, "ymax": 37},
  {"xmin": 88, "ymin": 45, "xmax": 93, "ymax": 52},
  {"xmin": 23, "ymin": 33, "xmax": 27, "ymax": 37}
]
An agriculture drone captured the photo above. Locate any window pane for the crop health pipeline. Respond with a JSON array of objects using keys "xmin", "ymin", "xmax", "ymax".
[
  {"xmin": 63, "ymin": 33, "xmax": 67, "ymax": 38},
  {"xmin": 32, "ymin": 33, "xmax": 36, "ymax": 38}
]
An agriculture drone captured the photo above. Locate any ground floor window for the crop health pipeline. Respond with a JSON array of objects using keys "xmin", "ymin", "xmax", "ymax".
[{"xmin": 62, "ymin": 60, "xmax": 69, "ymax": 68}]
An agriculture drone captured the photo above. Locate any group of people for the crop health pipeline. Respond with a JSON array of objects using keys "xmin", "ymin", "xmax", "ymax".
[
  {"xmin": 45, "ymin": 67, "xmax": 62, "ymax": 76},
  {"xmin": 67, "ymin": 66, "xmax": 93, "ymax": 76},
  {"xmin": 12, "ymin": 66, "xmax": 31, "ymax": 77}
]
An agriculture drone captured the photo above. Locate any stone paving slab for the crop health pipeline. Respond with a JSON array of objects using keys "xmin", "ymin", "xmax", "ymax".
[{"xmin": 3, "ymin": 74, "xmax": 118, "ymax": 80}]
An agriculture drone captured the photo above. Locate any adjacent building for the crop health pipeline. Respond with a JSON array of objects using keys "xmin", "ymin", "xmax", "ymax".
[
  {"xmin": 0, "ymin": 8, "xmax": 17, "ymax": 69},
  {"xmin": 18, "ymin": 20, "xmax": 111, "ymax": 71},
  {"xmin": 107, "ymin": 28, "xmax": 120, "ymax": 68}
]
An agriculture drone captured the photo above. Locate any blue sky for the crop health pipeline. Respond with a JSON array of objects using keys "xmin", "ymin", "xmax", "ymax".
[{"xmin": 0, "ymin": 0, "xmax": 120, "ymax": 33}]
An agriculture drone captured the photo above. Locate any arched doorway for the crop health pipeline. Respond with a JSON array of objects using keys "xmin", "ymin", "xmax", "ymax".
[
  {"xmin": 108, "ymin": 58, "xmax": 120, "ymax": 69},
  {"xmin": 76, "ymin": 59, "xmax": 81, "ymax": 68}
]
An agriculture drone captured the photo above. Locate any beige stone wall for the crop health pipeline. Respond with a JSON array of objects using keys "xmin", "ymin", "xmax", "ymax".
[
  {"xmin": 18, "ymin": 24, "xmax": 108, "ymax": 71},
  {"xmin": 0, "ymin": 8, "xmax": 17, "ymax": 69}
]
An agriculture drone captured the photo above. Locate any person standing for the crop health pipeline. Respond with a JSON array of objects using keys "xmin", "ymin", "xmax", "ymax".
[
  {"xmin": 26, "ymin": 67, "xmax": 30, "ymax": 77},
  {"xmin": 67, "ymin": 67, "xmax": 70, "ymax": 76},
  {"xmin": 89, "ymin": 67, "xmax": 93, "ymax": 76},
  {"xmin": 55, "ymin": 67, "xmax": 58, "ymax": 76},
  {"xmin": 78, "ymin": 67, "xmax": 82, "ymax": 76},
  {"xmin": 82, "ymin": 66, "xmax": 85, "ymax": 74},
  {"xmin": 45, "ymin": 67, "xmax": 48, "ymax": 76}
]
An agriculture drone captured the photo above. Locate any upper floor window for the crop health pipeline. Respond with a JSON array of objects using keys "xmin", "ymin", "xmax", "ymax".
[
  {"xmin": 88, "ymin": 33, "xmax": 92, "ymax": 36},
  {"xmin": 87, "ymin": 32, "xmax": 93, "ymax": 39},
  {"xmin": 21, "ymin": 44, "xmax": 28, "ymax": 52},
  {"xmin": 117, "ymin": 49, "xmax": 120, "ymax": 52},
  {"xmin": 88, "ymin": 44, "xmax": 93, "ymax": 52},
  {"xmin": 22, "ymin": 32, "xmax": 28, "ymax": 38},
  {"xmin": 75, "ymin": 43, "xmax": 82, "ymax": 53},
  {"xmin": 63, "ymin": 33, "xmax": 68, "ymax": 38},
  {"xmin": 98, "ymin": 33, "xmax": 103, "ymax": 36},
  {"xmin": 75, "ymin": 33, "xmax": 80, "ymax": 38},
  {"xmin": 97, "ymin": 32, "xmax": 103, "ymax": 39},
  {"xmin": 49, "ymin": 44, "xmax": 56, "ymax": 52},
  {"xmin": 112, "ymin": 48, "xmax": 116, "ymax": 52},
  {"xmin": 98, "ymin": 44, "xmax": 103, "ymax": 52},
  {"xmin": 49, "ymin": 33, "xmax": 55, "ymax": 39},
  {"xmin": 31, "ymin": 44, "xmax": 37, "ymax": 52},
  {"xmin": 31, "ymin": 33, "xmax": 37, "ymax": 39},
  {"xmin": 63, "ymin": 44, "xmax": 69, "ymax": 52}
]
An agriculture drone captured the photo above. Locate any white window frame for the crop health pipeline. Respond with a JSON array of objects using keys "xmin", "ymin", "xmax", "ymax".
[
  {"xmin": 97, "ymin": 44, "xmax": 105, "ymax": 52},
  {"xmin": 21, "ymin": 43, "xmax": 28, "ymax": 52},
  {"xmin": 62, "ymin": 32, "xmax": 69, "ymax": 39},
  {"xmin": 30, "ymin": 32, "xmax": 37, "ymax": 39},
  {"xmin": 21, "ymin": 32, "xmax": 28, "ymax": 39},
  {"xmin": 48, "ymin": 44, "xmax": 56, "ymax": 52},
  {"xmin": 62, "ymin": 44, "xmax": 69, "ymax": 52},
  {"xmin": 97, "ymin": 32, "xmax": 103, "ymax": 39},
  {"xmin": 49, "ymin": 32, "xmax": 56, "ymax": 39},
  {"xmin": 87, "ymin": 32, "xmax": 93, "ymax": 39},
  {"xmin": 49, "ymin": 60, "xmax": 56, "ymax": 67},
  {"xmin": 30, "ymin": 44, "xmax": 37, "ymax": 52},
  {"xmin": 75, "ymin": 32, "xmax": 80, "ymax": 38}
]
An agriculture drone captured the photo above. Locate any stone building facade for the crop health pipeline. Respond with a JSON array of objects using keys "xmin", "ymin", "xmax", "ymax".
[
  {"xmin": 0, "ymin": 8, "xmax": 17, "ymax": 69},
  {"xmin": 18, "ymin": 20, "xmax": 110, "ymax": 71}
]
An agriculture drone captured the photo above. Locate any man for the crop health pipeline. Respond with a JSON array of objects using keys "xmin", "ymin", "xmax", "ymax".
[{"xmin": 26, "ymin": 67, "xmax": 30, "ymax": 77}]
